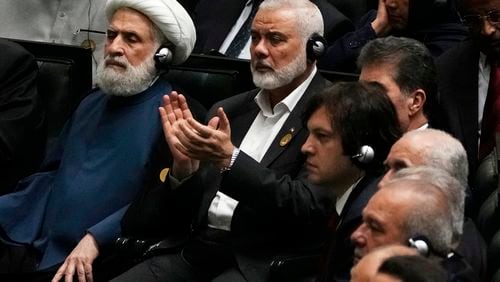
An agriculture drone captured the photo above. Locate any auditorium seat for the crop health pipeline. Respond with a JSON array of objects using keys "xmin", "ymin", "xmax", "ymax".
[{"xmin": 4, "ymin": 38, "xmax": 93, "ymax": 149}]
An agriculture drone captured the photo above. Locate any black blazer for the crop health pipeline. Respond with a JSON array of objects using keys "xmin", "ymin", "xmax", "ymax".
[
  {"xmin": 122, "ymin": 73, "xmax": 333, "ymax": 281},
  {"xmin": 435, "ymin": 39, "xmax": 481, "ymax": 176},
  {"xmin": 0, "ymin": 39, "xmax": 46, "ymax": 194},
  {"xmin": 192, "ymin": 0, "xmax": 353, "ymax": 54},
  {"xmin": 316, "ymin": 175, "xmax": 380, "ymax": 282}
]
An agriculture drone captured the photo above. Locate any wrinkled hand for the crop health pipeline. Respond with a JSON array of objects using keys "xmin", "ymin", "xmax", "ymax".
[
  {"xmin": 177, "ymin": 107, "xmax": 234, "ymax": 168},
  {"xmin": 371, "ymin": 0, "xmax": 392, "ymax": 36},
  {"xmin": 52, "ymin": 233, "xmax": 99, "ymax": 282},
  {"xmin": 160, "ymin": 91, "xmax": 200, "ymax": 179}
]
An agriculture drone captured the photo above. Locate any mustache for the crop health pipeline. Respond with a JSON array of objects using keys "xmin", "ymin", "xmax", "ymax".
[
  {"xmin": 104, "ymin": 55, "xmax": 129, "ymax": 69},
  {"xmin": 252, "ymin": 59, "xmax": 273, "ymax": 69}
]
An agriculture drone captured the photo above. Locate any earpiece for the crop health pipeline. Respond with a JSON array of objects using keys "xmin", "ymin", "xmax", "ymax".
[
  {"xmin": 306, "ymin": 33, "xmax": 327, "ymax": 62},
  {"xmin": 408, "ymin": 236, "xmax": 431, "ymax": 257},
  {"xmin": 351, "ymin": 145, "xmax": 375, "ymax": 164},
  {"xmin": 154, "ymin": 46, "xmax": 173, "ymax": 69}
]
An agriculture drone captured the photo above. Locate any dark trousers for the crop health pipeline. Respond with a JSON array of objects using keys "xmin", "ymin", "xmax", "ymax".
[{"xmin": 111, "ymin": 228, "xmax": 246, "ymax": 282}]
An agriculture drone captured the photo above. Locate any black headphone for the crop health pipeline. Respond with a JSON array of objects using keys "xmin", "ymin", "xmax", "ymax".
[
  {"xmin": 408, "ymin": 236, "xmax": 431, "ymax": 257},
  {"xmin": 351, "ymin": 145, "xmax": 375, "ymax": 164},
  {"xmin": 154, "ymin": 45, "xmax": 173, "ymax": 69},
  {"xmin": 306, "ymin": 33, "xmax": 327, "ymax": 62}
]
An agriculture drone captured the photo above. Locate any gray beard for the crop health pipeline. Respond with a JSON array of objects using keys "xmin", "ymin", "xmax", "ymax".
[
  {"xmin": 96, "ymin": 54, "xmax": 157, "ymax": 97},
  {"xmin": 251, "ymin": 50, "xmax": 307, "ymax": 90}
]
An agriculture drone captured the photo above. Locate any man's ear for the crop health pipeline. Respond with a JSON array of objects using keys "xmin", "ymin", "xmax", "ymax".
[{"xmin": 408, "ymin": 89, "xmax": 426, "ymax": 116}]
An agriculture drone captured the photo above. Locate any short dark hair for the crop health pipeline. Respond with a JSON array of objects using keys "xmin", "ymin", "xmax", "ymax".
[
  {"xmin": 303, "ymin": 81, "xmax": 402, "ymax": 174},
  {"xmin": 378, "ymin": 255, "xmax": 448, "ymax": 282},
  {"xmin": 357, "ymin": 36, "xmax": 437, "ymax": 117}
]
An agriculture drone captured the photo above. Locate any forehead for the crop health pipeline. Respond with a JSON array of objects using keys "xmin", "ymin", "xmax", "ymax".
[
  {"xmin": 308, "ymin": 106, "xmax": 334, "ymax": 130},
  {"xmin": 387, "ymin": 138, "xmax": 420, "ymax": 162},
  {"xmin": 110, "ymin": 8, "xmax": 154, "ymax": 34},
  {"xmin": 365, "ymin": 188, "xmax": 410, "ymax": 218},
  {"xmin": 360, "ymin": 63, "xmax": 397, "ymax": 85},
  {"xmin": 252, "ymin": 8, "xmax": 299, "ymax": 36},
  {"xmin": 463, "ymin": 0, "xmax": 500, "ymax": 11}
]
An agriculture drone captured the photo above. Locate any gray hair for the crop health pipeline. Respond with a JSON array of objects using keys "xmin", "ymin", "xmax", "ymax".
[
  {"xmin": 259, "ymin": 0, "xmax": 324, "ymax": 45},
  {"xmin": 403, "ymin": 129, "xmax": 469, "ymax": 187},
  {"xmin": 357, "ymin": 36, "xmax": 436, "ymax": 116},
  {"xmin": 388, "ymin": 166, "xmax": 465, "ymax": 252}
]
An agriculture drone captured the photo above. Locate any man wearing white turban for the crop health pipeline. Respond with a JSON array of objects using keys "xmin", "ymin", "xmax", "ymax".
[{"xmin": 0, "ymin": 1, "xmax": 202, "ymax": 282}]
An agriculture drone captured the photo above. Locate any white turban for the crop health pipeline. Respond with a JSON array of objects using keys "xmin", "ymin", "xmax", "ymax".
[{"xmin": 105, "ymin": 0, "xmax": 196, "ymax": 65}]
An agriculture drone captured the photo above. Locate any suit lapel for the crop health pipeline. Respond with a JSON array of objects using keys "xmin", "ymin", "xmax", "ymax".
[
  {"xmin": 455, "ymin": 41, "xmax": 480, "ymax": 164},
  {"xmin": 231, "ymin": 91, "xmax": 261, "ymax": 147},
  {"xmin": 260, "ymin": 74, "xmax": 329, "ymax": 167}
]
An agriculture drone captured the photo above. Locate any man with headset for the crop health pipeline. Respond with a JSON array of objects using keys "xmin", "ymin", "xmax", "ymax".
[
  {"xmin": 351, "ymin": 167, "xmax": 480, "ymax": 281},
  {"xmin": 302, "ymin": 81, "xmax": 401, "ymax": 282},
  {"xmin": 112, "ymin": 0, "xmax": 333, "ymax": 281},
  {"xmin": 0, "ymin": 0, "xmax": 203, "ymax": 281}
]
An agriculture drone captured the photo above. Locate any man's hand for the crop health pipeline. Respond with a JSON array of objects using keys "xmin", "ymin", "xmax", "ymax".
[
  {"xmin": 51, "ymin": 233, "xmax": 99, "ymax": 282},
  {"xmin": 177, "ymin": 107, "xmax": 234, "ymax": 168},
  {"xmin": 159, "ymin": 91, "xmax": 200, "ymax": 179},
  {"xmin": 371, "ymin": 0, "xmax": 392, "ymax": 36}
]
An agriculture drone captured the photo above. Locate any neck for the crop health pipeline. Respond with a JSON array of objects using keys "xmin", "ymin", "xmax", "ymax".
[
  {"xmin": 266, "ymin": 65, "xmax": 314, "ymax": 108},
  {"xmin": 408, "ymin": 114, "xmax": 428, "ymax": 131},
  {"xmin": 332, "ymin": 169, "xmax": 365, "ymax": 199}
]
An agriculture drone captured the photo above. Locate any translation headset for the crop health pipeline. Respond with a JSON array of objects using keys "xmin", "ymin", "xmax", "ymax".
[
  {"xmin": 408, "ymin": 236, "xmax": 431, "ymax": 257},
  {"xmin": 306, "ymin": 33, "xmax": 327, "ymax": 62},
  {"xmin": 351, "ymin": 145, "xmax": 375, "ymax": 164},
  {"xmin": 154, "ymin": 45, "xmax": 174, "ymax": 69}
]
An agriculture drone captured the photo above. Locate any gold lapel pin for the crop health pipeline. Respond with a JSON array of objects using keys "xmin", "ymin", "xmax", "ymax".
[{"xmin": 279, "ymin": 127, "xmax": 295, "ymax": 147}]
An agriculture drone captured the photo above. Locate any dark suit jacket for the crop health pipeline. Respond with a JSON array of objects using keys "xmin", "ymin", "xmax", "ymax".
[
  {"xmin": 435, "ymin": 39, "xmax": 481, "ymax": 178},
  {"xmin": 316, "ymin": 175, "xmax": 380, "ymax": 282},
  {"xmin": 122, "ymin": 73, "xmax": 332, "ymax": 281},
  {"xmin": 192, "ymin": 0, "xmax": 353, "ymax": 54},
  {"xmin": 0, "ymin": 39, "xmax": 45, "ymax": 194}
]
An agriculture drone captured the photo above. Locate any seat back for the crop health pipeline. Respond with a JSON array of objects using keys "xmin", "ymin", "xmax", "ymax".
[
  {"xmin": 6, "ymin": 38, "xmax": 93, "ymax": 147},
  {"xmin": 164, "ymin": 54, "xmax": 255, "ymax": 109}
]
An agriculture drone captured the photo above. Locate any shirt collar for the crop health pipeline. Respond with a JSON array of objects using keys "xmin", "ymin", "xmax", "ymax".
[
  {"xmin": 336, "ymin": 176, "xmax": 364, "ymax": 215},
  {"xmin": 254, "ymin": 67, "xmax": 317, "ymax": 117}
]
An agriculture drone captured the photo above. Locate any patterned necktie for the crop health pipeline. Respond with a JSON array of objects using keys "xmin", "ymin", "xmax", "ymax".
[
  {"xmin": 479, "ymin": 61, "xmax": 500, "ymax": 160},
  {"xmin": 225, "ymin": 0, "xmax": 262, "ymax": 57}
]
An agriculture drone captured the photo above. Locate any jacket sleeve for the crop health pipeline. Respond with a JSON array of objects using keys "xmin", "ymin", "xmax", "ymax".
[
  {"xmin": 220, "ymin": 151, "xmax": 332, "ymax": 229},
  {"xmin": 0, "ymin": 40, "xmax": 46, "ymax": 192},
  {"xmin": 317, "ymin": 10, "xmax": 378, "ymax": 73}
]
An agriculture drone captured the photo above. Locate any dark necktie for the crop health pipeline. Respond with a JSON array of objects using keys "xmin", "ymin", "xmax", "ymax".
[
  {"xmin": 225, "ymin": 0, "xmax": 262, "ymax": 57},
  {"xmin": 479, "ymin": 62, "xmax": 500, "ymax": 160}
]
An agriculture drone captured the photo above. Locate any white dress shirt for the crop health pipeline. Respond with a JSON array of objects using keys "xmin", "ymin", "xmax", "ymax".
[
  {"xmin": 478, "ymin": 52, "xmax": 490, "ymax": 139},
  {"xmin": 218, "ymin": 0, "xmax": 253, "ymax": 60}
]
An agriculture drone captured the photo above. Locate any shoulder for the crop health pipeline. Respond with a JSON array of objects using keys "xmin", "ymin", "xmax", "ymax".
[
  {"xmin": 0, "ymin": 39, "xmax": 36, "ymax": 73},
  {"xmin": 436, "ymin": 39, "xmax": 478, "ymax": 67}
]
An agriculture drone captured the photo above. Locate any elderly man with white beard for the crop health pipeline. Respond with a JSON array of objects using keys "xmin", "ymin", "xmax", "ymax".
[
  {"xmin": 0, "ymin": 0, "xmax": 204, "ymax": 282},
  {"xmin": 112, "ymin": 0, "xmax": 333, "ymax": 281}
]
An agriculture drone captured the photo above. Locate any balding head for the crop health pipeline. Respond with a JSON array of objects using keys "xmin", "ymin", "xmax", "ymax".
[
  {"xmin": 382, "ymin": 129, "xmax": 468, "ymax": 187},
  {"xmin": 352, "ymin": 175, "xmax": 454, "ymax": 262}
]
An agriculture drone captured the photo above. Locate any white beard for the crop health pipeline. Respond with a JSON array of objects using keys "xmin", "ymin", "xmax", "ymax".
[
  {"xmin": 251, "ymin": 50, "xmax": 307, "ymax": 90},
  {"xmin": 96, "ymin": 53, "xmax": 157, "ymax": 97}
]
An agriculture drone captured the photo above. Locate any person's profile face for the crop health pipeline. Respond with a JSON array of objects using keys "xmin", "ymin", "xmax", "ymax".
[
  {"xmin": 301, "ymin": 106, "xmax": 358, "ymax": 191},
  {"xmin": 359, "ymin": 63, "xmax": 411, "ymax": 132},
  {"xmin": 350, "ymin": 189, "xmax": 409, "ymax": 264},
  {"xmin": 379, "ymin": 137, "xmax": 423, "ymax": 187}
]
